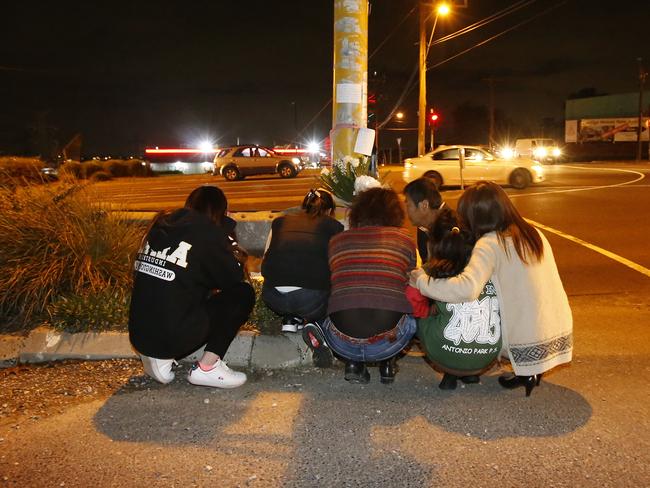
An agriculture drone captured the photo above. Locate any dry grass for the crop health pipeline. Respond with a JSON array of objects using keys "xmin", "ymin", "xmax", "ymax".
[
  {"xmin": 0, "ymin": 182, "xmax": 143, "ymax": 330},
  {"xmin": 0, "ymin": 157, "xmax": 46, "ymax": 187}
]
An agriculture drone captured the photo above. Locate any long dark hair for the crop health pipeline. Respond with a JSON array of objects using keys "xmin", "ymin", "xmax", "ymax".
[
  {"xmin": 142, "ymin": 185, "xmax": 229, "ymax": 244},
  {"xmin": 457, "ymin": 181, "xmax": 543, "ymax": 264},
  {"xmin": 301, "ymin": 188, "xmax": 336, "ymax": 217},
  {"xmin": 184, "ymin": 185, "xmax": 228, "ymax": 226},
  {"xmin": 423, "ymin": 207, "xmax": 474, "ymax": 278},
  {"xmin": 348, "ymin": 187, "xmax": 405, "ymax": 228}
]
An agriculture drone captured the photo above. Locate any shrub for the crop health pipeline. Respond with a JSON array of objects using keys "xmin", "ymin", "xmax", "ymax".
[
  {"xmin": 126, "ymin": 159, "xmax": 153, "ymax": 177},
  {"xmin": 102, "ymin": 160, "xmax": 129, "ymax": 177},
  {"xmin": 0, "ymin": 182, "xmax": 143, "ymax": 331},
  {"xmin": 60, "ymin": 161, "xmax": 83, "ymax": 179},
  {"xmin": 46, "ymin": 287, "xmax": 130, "ymax": 333},
  {"xmin": 0, "ymin": 157, "xmax": 45, "ymax": 186},
  {"xmin": 91, "ymin": 170, "xmax": 113, "ymax": 182},
  {"xmin": 82, "ymin": 161, "xmax": 103, "ymax": 179}
]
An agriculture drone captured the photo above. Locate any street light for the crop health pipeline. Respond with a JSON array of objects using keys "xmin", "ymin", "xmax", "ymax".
[{"xmin": 418, "ymin": 2, "xmax": 450, "ymax": 156}]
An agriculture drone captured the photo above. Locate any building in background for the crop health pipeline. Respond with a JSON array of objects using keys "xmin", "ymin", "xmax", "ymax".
[
  {"xmin": 144, "ymin": 148, "xmax": 216, "ymax": 174},
  {"xmin": 565, "ymin": 92, "xmax": 649, "ymax": 160}
]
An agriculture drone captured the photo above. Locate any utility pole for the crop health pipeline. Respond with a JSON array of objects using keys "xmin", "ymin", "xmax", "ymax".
[
  {"xmin": 637, "ymin": 57, "xmax": 647, "ymax": 161},
  {"xmin": 331, "ymin": 0, "xmax": 368, "ymax": 162},
  {"xmin": 418, "ymin": 3, "xmax": 450, "ymax": 157},
  {"xmin": 417, "ymin": 1, "xmax": 427, "ymax": 157}
]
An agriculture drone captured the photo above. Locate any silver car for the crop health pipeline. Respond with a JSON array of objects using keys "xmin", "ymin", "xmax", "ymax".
[
  {"xmin": 213, "ymin": 145, "xmax": 304, "ymax": 181},
  {"xmin": 403, "ymin": 145, "xmax": 544, "ymax": 189}
]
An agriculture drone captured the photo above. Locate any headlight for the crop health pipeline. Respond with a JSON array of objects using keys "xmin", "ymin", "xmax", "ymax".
[
  {"xmin": 552, "ymin": 148, "xmax": 561, "ymax": 157},
  {"xmin": 533, "ymin": 147, "xmax": 548, "ymax": 159},
  {"xmin": 531, "ymin": 164, "xmax": 544, "ymax": 175},
  {"xmin": 404, "ymin": 160, "xmax": 412, "ymax": 168},
  {"xmin": 500, "ymin": 147, "xmax": 515, "ymax": 159},
  {"xmin": 291, "ymin": 157, "xmax": 300, "ymax": 164}
]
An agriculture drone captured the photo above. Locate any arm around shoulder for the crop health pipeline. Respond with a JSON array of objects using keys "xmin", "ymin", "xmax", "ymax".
[{"xmin": 414, "ymin": 235, "xmax": 497, "ymax": 303}]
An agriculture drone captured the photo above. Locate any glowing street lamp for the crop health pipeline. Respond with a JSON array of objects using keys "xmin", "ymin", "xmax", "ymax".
[{"xmin": 418, "ymin": 2, "xmax": 451, "ymax": 155}]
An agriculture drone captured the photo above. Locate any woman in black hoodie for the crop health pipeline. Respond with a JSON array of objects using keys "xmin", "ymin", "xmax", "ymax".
[{"xmin": 129, "ymin": 185, "xmax": 255, "ymax": 388}]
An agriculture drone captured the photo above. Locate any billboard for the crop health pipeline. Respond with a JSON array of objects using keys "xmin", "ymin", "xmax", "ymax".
[{"xmin": 570, "ymin": 117, "xmax": 649, "ymax": 143}]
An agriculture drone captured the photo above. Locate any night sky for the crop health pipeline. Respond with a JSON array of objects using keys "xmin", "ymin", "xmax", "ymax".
[{"xmin": 2, "ymin": 0, "xmax": 649, "ymax": 158}]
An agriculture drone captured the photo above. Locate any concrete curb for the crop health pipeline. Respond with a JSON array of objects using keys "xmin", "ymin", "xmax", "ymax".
[{"xmin": 1, "ymin": 327, "xmax": 314, "ymax": 370}]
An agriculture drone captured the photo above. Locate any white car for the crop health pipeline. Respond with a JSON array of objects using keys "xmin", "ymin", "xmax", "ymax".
[{"xmin": 402, "ymin": 145, "xmax": 544, "ymax": 189}]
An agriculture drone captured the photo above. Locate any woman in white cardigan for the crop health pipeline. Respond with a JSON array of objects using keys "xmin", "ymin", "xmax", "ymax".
[{"xmin": 410, "ymin": 181, "xmax": 572, "ymax": 397}]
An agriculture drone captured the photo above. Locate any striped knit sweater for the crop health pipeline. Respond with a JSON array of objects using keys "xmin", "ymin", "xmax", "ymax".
[{"xmin": 328, "ymin": 226, "xmax": 416, "ymax": 314}]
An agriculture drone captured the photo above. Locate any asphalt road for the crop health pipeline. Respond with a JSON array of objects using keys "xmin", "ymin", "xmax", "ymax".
[{"xmin": 1, "ymin": 161, "xmax": 649, "ymax": 486}]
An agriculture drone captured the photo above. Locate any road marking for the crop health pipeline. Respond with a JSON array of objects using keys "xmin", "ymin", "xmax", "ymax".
[
  {"xmin": 509, "ymin": 165, "xmax": 645, "ymax": 198},
  {"xmin": 526, "ymin": 218, "xmax": 650, "ymax": 278},
  {"xmin": 511, "ymin": 165, "xmax": 650, "ymax": 277}
]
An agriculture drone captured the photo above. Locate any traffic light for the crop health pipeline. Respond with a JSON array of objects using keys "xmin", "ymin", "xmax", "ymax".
[{"xmin": 429, "ymin": 112, "xmax": 439, "ymax": 125}]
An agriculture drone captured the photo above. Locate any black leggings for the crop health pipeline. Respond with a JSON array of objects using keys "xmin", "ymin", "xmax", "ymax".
[
  {"xmin": 330, "ymin": 308, "xmax": 404, "ymax": 339},
  {"xmin": 202, "ymin": 282, "xmax": 256, "ymax": 358}
]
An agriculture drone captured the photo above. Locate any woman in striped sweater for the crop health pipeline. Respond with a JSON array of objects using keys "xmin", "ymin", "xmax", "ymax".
[{"xmin": 302, "ymin": 187, "xmax": 417, "ymax": 384}]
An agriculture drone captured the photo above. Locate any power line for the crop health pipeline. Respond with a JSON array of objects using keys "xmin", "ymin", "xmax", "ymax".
[
  {"xmin": 370, "ymin": 6, "xmax": 416, "ymax": 59},
  {"xmin": 428, "ymin": 0, "xmax": 569, "ymax": 71},
  {"xmin": 296, "ymin": 5, "xmax": 417, "ymax": 140},
  {"xmin": 382, "ymin": 0, "xmax": 569, "ymax": 127},
  {"xmin": 430, "ymin": 0, "xmax": 536, "ymax": 48}
]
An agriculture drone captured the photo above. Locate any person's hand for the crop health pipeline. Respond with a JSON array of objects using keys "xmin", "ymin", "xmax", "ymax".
[
  {"xmin": 409, "ymin": 268, "xmax": 425, "ymax": 288},
  {"xmin": 231, "ymin": 244, "xmax": 249, "ymax": 265}
]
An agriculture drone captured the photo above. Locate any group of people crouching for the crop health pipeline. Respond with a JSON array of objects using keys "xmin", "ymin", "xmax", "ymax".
[{"xmin": 128, "ymin": 177, "xmax": 573, "ymax": 398}]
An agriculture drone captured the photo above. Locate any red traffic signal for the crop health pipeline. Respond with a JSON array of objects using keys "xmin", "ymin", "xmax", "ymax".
[{"xmin": 429, "ymin": 112, "xmax": 439, "ymax": 124}]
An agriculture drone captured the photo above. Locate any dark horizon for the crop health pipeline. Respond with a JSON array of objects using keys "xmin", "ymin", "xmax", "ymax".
[{"xmin": 1, "ymin": 0, "xmax": 648, "ymax": 159}]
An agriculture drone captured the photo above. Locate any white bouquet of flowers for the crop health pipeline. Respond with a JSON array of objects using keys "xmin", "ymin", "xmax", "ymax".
[{"xmin": 318, "ymin": 155, "xmax": 381, "ymax": 206}]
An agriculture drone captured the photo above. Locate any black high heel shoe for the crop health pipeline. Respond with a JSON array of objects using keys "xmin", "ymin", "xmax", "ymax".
[
  {"xmin": 498, "ymin": 374, "xmax": 542, "ymax": 397},
  {"xmin": 438, "ymin": 373, "xmax": 458, "ymax": 390},
  {"xmin": 379, "ymin": 357, "xmax": 397, "ymax": 384}
]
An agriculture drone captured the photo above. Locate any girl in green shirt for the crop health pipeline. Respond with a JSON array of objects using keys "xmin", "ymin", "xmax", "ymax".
[{"xmin": 416, "ymin": 207, "xmax": 502, "ymax": 390}]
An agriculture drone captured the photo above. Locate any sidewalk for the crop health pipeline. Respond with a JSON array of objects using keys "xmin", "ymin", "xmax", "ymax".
[{"xmin": 0, "ymin": 327, "xmax": 314, "ymax": 370}]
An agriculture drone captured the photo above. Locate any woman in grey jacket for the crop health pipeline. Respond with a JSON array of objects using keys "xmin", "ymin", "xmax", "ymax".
[{"xmin": 410, "ymin": 181, "xmax": 572, "ymax": 396}]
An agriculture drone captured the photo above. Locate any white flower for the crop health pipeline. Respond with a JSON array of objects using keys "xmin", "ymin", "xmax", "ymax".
[
  {"xmin": 341, "ymin": 156, "xmax": 360, "ymax": 168},
  {"xmin": 333, "ymin": 159, "xmax": 346, "ymax": 171},
  {"xmin": 342, "ymin": 155, "xmax": 356, "ymax": 166},
  {"xmin": 320, "ymin": 167, "xmax": 330, "ymax": 176},
  {"xmin": 353, "ymin": 175, "xmax": 381, "ymax": 195}
]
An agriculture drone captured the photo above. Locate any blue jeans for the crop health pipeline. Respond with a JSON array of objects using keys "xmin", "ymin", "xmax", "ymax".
[
  {"xmin": 321, "ymin": 314, "xmax": 416, "ymax": 362},
  {"xmin": 262, "ymin": 283, "xmax": 329, "ymax": 322}
]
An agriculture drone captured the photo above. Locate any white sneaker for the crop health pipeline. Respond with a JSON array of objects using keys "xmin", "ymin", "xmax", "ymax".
[
  {"xmin": 187, "ymin": 360, "xmax": 247, "ymax": 389},
  {"xmin": 141, "ymin": 355, "xmax": 176, "ymax": 384},
  {"xmin": 281, "ymin": 316, "xmax": 304, "ymax": 333}
]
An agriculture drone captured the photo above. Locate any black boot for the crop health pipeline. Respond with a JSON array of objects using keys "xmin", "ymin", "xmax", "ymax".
[
  {"xmin": 344, "ymin": 361, "xmax": 370, "ymax": 384},
  {"xmin": 379, "ymin": 356, "xmax": 397, "ymax": 384},
  {"xmin": 498, "ymin": 374, "xmax": 542, "ymax": 397},
  {"xmin": 460, "ymin": 375, "xmax": 480, "ymax": 384},
  {"xmin": 438, "ymin": 373, "xmax": 458, "ymax": 390}
]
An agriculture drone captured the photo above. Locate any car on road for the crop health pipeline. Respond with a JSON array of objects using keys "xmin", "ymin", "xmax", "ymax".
[
  {"xmin": 514, "ymin": 138, "xmax": 563, "ymax": 163},
  {"xmin": 402, "ymin": 145, "xmax": 545, "ymax": 189},
  {"xmin": 213, "ymin": 145, "xmax": 305, "ymax": 181}
]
